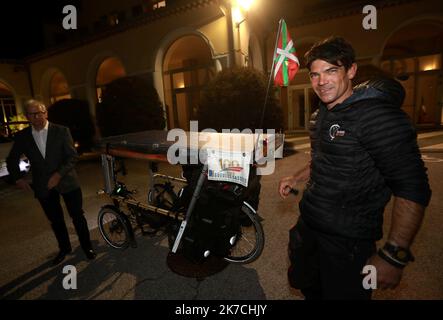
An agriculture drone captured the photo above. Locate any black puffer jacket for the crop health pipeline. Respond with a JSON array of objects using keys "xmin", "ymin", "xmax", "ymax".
[{"xmin": 300, "ymin": 78, "xmax": 431, "ymax": 240}]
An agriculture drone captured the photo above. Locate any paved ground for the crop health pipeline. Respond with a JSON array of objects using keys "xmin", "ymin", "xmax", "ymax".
[{"xmin": 0, "ymin": 130, "xmax": 442, "ymax": 300}]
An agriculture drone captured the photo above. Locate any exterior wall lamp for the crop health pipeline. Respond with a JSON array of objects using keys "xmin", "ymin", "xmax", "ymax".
[{"xmin": 232, "ymin": 0, "xmax": 254, "ymax": 27}]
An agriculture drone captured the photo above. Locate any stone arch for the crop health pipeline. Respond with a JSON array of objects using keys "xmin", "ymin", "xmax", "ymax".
[
  {"xmin": 153, "ymin": 28, "xmax": 220, "ymax": 130},
  {"xmin": 40, "ymin": 67, "xmax": 71, "ymax": 107},
  {"xmin": 378, "ymin": 15, "xmax": 443, "ymax": 62},
  {"xmin": 85, "ymin": 52, "xmax": 127, "ymax": 115},
  {"xmin": 378, "ymin": 17, "xmax": 443, "ymax": 126}
]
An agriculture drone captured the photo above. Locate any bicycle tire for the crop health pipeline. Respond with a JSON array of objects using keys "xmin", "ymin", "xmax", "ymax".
[
  {"xmin": 223, "ymin": 201, "xmax": 264, "ymax": 264},
  {"xmin": 98, "ymin": 206, "xmax": 132, "ymax": 249}
]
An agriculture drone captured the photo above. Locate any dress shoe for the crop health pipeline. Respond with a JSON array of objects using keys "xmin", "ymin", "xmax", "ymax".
[
  {"xmin": 84, "ymin": 249, "xmax": 97, "ymax": 260},
  {"xmin": 52, "ymin": 248, "xmax": 72, "ymax": 266}
]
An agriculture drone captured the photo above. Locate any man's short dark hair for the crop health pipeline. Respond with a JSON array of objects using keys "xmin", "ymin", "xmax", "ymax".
[{"xmin": 305, "ymin": 36, "xmax": 355, "ymax": 71}]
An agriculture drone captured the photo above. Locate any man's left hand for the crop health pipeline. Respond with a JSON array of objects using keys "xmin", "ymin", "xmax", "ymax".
[
  {"xmin": 366, "ymin": 254, "xmax": 403, "ymax": 290},
  {"xmin": 47, "ymin": 172, "xmax": 62, "ymax": 189}
]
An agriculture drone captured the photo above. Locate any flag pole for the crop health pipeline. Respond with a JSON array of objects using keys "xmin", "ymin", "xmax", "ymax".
[
  {"xmin": 258, "ymin": 18, "xmax": 283, "ymax": 129},
  {"xmin": 254, "ymin": 19, "xmax": 283, "ymax": 161}
]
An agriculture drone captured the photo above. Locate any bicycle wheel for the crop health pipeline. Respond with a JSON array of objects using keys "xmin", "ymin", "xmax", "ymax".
[
  {"xmin": 223, "ymin": 201, "xmax": 264, "ymax": 264},
  {"xmin": 98, "ymin": 206, "xmax": 131, "ymax": 249}
]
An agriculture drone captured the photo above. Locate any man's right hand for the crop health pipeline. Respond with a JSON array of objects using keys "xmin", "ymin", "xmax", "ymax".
[
  {"xmin": 279, "ymin": 176, "xmax": 297, "ymax": 199},
  {"xmin": 16, "ymin": 178, "xmax": 32, "ymax": 192},
  {"xmin": 278, "ymin": 163, "xmax": 311, "ymax": 199},
  {"xmin": 366, "ymin": 253, "xmax": 403, "ymax": 290}
]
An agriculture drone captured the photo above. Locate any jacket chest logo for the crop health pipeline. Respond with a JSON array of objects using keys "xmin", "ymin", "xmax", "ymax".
[{"xmin": 329, "ymin": 124, "xmax": 346, "ymax": 140}]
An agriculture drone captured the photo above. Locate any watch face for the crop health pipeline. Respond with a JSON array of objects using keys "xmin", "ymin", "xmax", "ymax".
[{"xmin": 397, "ymin": 250, "xmax": 408, "ymax": 260}]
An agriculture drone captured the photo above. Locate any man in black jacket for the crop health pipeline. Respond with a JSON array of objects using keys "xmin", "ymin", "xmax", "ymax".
[
  {"xmin": 278, "ymin": 37, "xmax": 431, "ymax": 299},
  {"xmin": 7, "ymin": 99, "xmax": 96, "ymax": 266}
]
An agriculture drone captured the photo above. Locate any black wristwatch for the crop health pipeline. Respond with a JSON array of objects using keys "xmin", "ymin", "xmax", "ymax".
[{"xmin": 378, "ymin": 242, "xmax": 414, "ymax": 269}]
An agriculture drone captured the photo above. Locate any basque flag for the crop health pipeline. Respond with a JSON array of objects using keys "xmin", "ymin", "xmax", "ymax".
[{"xmin": 273, "ymin": 19, "xmax": 299, "ymax": 86}]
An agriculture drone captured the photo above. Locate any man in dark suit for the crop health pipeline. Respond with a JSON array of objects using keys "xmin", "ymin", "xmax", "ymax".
[{"xmin": 7, "ymin": 99, "xmax": 96, "ymax": 265}]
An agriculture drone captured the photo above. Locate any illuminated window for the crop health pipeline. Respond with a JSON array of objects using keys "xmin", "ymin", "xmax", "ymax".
[
  {"xmin": 382, "ymin": 54, "xmax": 441, "ymax": 75},
  {"xmin": 0, "ymin": 82, "xmax": 17, "ymax": 137},
  {"xmin": 109, "ymin": 14, "xmax": 119, "ymax": 26},
  {"xmin": 96, "ymin": 57, "xmax": 126, "ymax": 102},
  {"xmin": 153, "ymin": 1, "xmax": 166, "ymax": 10},
  {"xmin": 0, "ymin": 98, "xmax": 16, "ymax": 123},
  {"xmin": 173, "ymin": 73, "xmax": 185, "ymax": 89},
  {"xmin": 49, "ymin": 72, "xmax": 71, "ymax": 105},
  {"xmin": 50, "ymin": 94, "xmax": 71, "ymax": 105},
  {"xmin": 419, "ymin": 54, "xmax": 441, "ymax": 72},
  {"xmin": 96, "ymin": 87, "xmax": 105, "ymax": 103}
]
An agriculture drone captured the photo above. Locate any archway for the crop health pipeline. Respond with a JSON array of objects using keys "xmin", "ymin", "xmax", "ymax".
[
  {"xmin": 95, "ymin": 57, "xmax": 126, "ymax": 103},
  {"xmin": 162, "ymin": 35, "xmax": 215, "ymax": 130},
  {"xmin": 380, "ymin": 20, "xmax": 443, "ymax": 126}
]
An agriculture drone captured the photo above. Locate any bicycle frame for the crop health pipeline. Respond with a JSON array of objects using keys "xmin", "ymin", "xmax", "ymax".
[
  {"xmin": 171, "ymin": 163, "xmax": 208, "ymax": 253},
  {"xmin": 101, "ymin": 153, "xmax": 211, "ymax": 253},
  {"xmin": 100, "ymin": 153, "xmax": 185, "ymax": 219}
]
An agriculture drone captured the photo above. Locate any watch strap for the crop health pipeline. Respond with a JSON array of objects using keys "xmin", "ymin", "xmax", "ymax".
[
  {"xmin": 377, "ymin": 248, "xmax": 407, "ymax": 269},
  {"xmin": 383, "ymin": 242, "xmax": 415, "ymax": 263}
]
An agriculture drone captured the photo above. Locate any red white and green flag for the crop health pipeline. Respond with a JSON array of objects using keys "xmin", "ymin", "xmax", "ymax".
[{"xmin": 273, "ymin": 19, "xmax": 299, "ymax": 87}]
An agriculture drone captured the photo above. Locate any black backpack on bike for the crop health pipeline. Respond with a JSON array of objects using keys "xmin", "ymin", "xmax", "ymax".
[{"xmin": 180, "ymin": 165, "xmax": 260, "ymax": 262}]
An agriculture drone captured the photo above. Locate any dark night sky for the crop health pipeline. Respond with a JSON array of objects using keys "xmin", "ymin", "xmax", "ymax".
[{"xmin": 0, "ymin": 1, "xmax": 79, "ymax": 59}]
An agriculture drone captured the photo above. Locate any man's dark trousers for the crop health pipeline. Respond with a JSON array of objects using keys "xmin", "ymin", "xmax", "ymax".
[
  {"xmin": 38, "ymin": 188, "xmax": 92, "ymax": 253},
  {"xmin": 288, "ymin": 218, "xmax": 376, "ymax": 300}
]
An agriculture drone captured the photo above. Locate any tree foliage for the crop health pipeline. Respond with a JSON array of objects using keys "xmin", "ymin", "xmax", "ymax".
[
  {"xmin": 48, "ymin": 98, "xmax": 95, "ymax": 153},
  {"xmin": 196, "ymin": 67, "xmax": 284, "ymax": 132},
  {"xmin": 353, "ymin": 64, "xmax": 393, "ymax": 85},
  {"xmin": 96, "ymin": 76, "xmax": 166, "ymax": 137}
]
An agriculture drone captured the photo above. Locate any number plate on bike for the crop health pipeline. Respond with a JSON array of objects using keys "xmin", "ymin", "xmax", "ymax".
[{"xmin": 207, "ymin": 149, "xmax": 252, "ymax": 187}]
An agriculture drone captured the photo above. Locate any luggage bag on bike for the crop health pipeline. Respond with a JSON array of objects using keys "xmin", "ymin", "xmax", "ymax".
[{"xmin": 180, "ymin": 165, "xmax": 261, "ymax": 262}]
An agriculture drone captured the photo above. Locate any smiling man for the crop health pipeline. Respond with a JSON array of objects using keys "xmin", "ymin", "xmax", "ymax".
[
  {"xmin": 278, "ymin": 37, "xmax": 431, "ymax": 299},
  {"xmin": 309, "ymin": 59, "xmax": 356, "ymax": 110}
]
